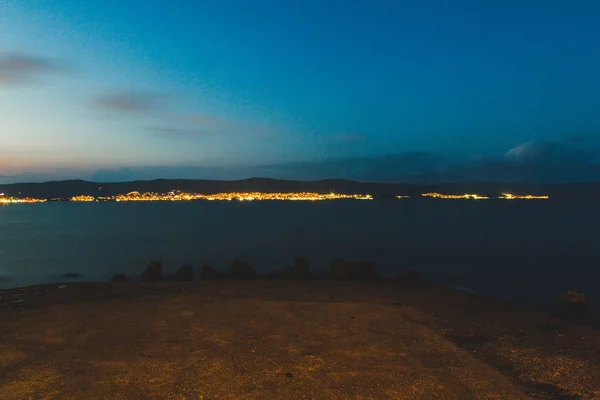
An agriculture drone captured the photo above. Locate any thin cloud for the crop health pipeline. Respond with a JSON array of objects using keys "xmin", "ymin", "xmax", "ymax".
[
  {"xmin": 261, "ymin": 142, "xmax": 600, "ymax": 183},
  {"xmin": 95, "ymin": 91, "xmax": 168, "ymax": 114},
  {"xmin": 147, "ymin": 126, "xmax": 216, "ymax": 139},
  {"xmin": 505, "ymin": 141, "xmax": 598, "ymax": 166},
  {"xmin": 0, "ymin": 52, "xmax": 65, "ymax": 85},
  {"xmin": 184, "ymin": 113, "xmax": 238, "ymax": 129},
  {"xmin": 148, "ymin": 113, "xmax": 261, "ymax": 139},
  {"xmin": 31, "ymin": 140, "xmax": 600, "ymax": 184},
  {"xmin": 504, "ymin": 141, "xmax": 538, "ymax": 161}
]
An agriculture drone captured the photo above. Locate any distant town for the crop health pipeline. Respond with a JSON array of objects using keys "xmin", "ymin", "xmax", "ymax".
[
  {"xmin": 0, "ymin": 190, "xmax": 549, "ymax": 204},
  {"xmin": 419, "ymin": 192, "xmax": 549, "ymax": 200}
]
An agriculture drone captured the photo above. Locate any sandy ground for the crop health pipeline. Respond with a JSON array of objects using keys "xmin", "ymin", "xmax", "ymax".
[{"xmin": 1, "ymin": 280, "xmax": 599, "ymax": 400}]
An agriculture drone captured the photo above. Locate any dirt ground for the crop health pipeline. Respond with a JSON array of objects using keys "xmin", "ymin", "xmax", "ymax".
[{"xmin": 1, "ymin": 280, "xmax": 599, "ymax": 399}]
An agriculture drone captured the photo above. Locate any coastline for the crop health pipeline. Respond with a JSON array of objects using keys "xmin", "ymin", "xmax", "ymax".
[{"xmin": 1, "ymin": 278, "xmax": 598, "ymax": 399}]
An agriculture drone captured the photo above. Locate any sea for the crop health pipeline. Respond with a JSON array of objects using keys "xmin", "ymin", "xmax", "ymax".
[{"xmin": 1, "ymin": 200, "xmax": 599, "ymax": 319}]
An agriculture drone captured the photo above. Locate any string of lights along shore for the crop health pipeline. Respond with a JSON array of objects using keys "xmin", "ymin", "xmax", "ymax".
[{"xmin": 0, "ymin": 191, "xmax": 549, "ymax": 203}]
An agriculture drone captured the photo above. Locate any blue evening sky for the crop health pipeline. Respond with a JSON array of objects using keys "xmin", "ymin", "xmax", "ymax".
[{"xmin": 1, "ymin": 0, "xmax": 600, "ymax": 182}]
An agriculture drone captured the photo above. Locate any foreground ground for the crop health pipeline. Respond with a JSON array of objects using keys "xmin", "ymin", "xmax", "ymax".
[{"xmin": 1, "ymin": 280, "xmax": 599, "ymax": 399}]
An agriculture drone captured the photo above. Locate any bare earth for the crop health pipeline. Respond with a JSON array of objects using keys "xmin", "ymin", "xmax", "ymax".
[{"xmin": 1, "ymin": 280, "xmax": 599, "ymax": 400}]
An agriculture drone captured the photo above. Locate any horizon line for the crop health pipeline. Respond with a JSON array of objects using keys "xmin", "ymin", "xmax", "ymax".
[{"xmin": 0, "ymin": 177, "xmax": 598, "ymax": 187}]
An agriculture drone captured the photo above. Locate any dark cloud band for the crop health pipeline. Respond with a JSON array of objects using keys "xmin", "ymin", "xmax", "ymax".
[{"xmin": 0, "ymin": 52, "xmax": 65, "ymax": 85}]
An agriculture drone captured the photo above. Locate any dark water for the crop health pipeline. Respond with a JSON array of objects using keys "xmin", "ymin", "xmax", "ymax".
[{"xmin": 1, "ymin": 200, "xmax": 599, "ymax": 315}]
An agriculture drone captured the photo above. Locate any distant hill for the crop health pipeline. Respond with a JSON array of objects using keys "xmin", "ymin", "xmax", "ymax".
[{"xmin": 1, "ymin": 178, "xmax": 598, "ymax": 201}]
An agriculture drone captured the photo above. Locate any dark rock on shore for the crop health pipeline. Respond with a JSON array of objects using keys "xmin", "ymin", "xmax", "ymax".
[
  {"xmin": 330, "ymin": 259, "xmax": 380, "ymax": 280},
  {"xmin": 141, "ymin": 261, "xmax": 162, "ymax": 282},
  {"xmin": 284, "ymin": 267, "xmax": 295, "ymax": 278},
  {"xmin": 262, "ymin": 260, "xmax": 311, "ymax": 280},
  {"xmin": 111, "ymin": 274, "xmax": 130, "ymax": 282},
  {"xmin": 175, "ymin": 265, "xmax": 194, "ymax": 281},
  {"xmin": 200, "ymin": 265, "xmax": 223, "ymax": 281},
  {"xmin": 260, "ymin": 267, "xmax": 294, "ymax": 280},
  {"xmin": 347, "ymin": 261, "xmax": 380, "ymax": 280},
  {"xmin": 294, "ymin": 257, "xmax": 310, "ymax": 279},
  {"xmin": 330, "ymin": 258, "xmax": 347, "ymax": 279},
  {"xmin": 227, "ymin": 260, "xmax": 258, "ymax": 280},
  {"xmin": 554, "ymin": 291, "xmax": 588, "ymax": 323}
]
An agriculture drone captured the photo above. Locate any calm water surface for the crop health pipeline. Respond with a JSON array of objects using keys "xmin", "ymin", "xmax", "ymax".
[{"xmin": 1, "ymin": 200, "xmax": 599, "ymax": 314}]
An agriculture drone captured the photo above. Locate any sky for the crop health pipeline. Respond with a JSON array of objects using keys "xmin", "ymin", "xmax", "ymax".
[{"xmin": 1, "ymin": 0, "xmax": 600, "ymax": 183}]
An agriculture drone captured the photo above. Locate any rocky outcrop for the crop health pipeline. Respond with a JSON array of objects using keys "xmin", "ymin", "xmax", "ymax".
[
  {"xmin": 563, "ymin": 291, "xmax": 586, "ymax": 303},
  {"xmin": 293, "ymin": 257, "xmax": 310, "ymax": 279},
  {"xmin": 141, "ymin": 261, "xmax": 162, "ymax": 282},
  {"xmin": 111, "ymin": 273, "xmax": 130, "ymax": 282},
  {"xmin": 200, "ymin": 265, "xmax": 223, "ymax": 281},
  {"xmin": 330, "ymin": 258, "xmax": 348, "ymax": 279},
  {"xmin": 227, "ymin": 260, "xmax": 258, "ymax": 280},
  {"xmin": 347, "ymin": 261, "xmax": 380, "ymax": 280},
  {"xmin": 330, "ymin": 259, "xmax": 380, "ymax": 280},
  {"xmin": 554, "ymin": 291, "xmax": 588, "ymax": 322},
  {"xmin": 283, "ymin": 266, "xmax": 295, "ymax": 278},
  {"xmin": 175, "ymin": 265, "xmax": 194, "ymax": 281},
  {"xmin": 263, "ymin": 258, "xmax": 310, "ymax": 280}
]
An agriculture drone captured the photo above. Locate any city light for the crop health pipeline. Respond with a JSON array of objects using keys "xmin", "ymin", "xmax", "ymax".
[
  {"xmin": 114, "ymin": 190, "xmax": 373, "ymax": 202},
  {"xmin": 71, "ymin": 195, "xmax": 96, "ymax": 202},
  {"xmin": 498, "ymin": 193, "xmax": 549, "ymax": 200},
  {"xmin": 421, "ymin": 192, "xmax": 490, "ymax": 199},
  {"xmin": 0, "ymin": 190, "xmax": 553, "ymax": 203},
  {"xmin": 0, "ymin": 193, "xmax": 47, "ymax": 204},
  {"xmin": 416, "ymin": 192, "xmax": 549, "ymax": 200}
]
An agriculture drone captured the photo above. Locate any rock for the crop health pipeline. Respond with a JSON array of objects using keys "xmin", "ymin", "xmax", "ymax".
[
  {"xmin": 294, "ymin": 257, "xmax": 310, "ymax": 279},
  {"xmin": 281, "ymin": 266, "xmax": 295, "ymax": 279},
  {"xmin": 263, "ymin": 262, "xmax": 307, "ymax": 280},
  {"xmin": 330, "ymin": 259, "xmax": 380, "ymax": 280},
  {"xmin": 175, "ymin": 264, "xmax": 194, "ymax": 281},
  {"xmin": 60, "ymin": 272, "xmax": 82, "ymax": 278},
  {"xmin": 330, "ymin": 258, "xmax": 348, "ymax": 279},
  {"xmin": 554, "ymin": 291, "xmax": 588, "ymax": 322},
  {"xmin": 564, "ymin": 291, "xmax": 586, "ymax": 303},
  {"xmin": 111, "ymin": 273, "xmax": 130, "ymax": 282},
  {"xmin": 346, "ymin": 261, "xmax": 380, "ymax": 280},
  {"xmin": 141, "ymin": 261, "xmax": 162, "ymax": 282},
  {"xmin": 200, "ymin": 265, "xmax": 223, "ymax": 280},
  {"xmin": 260, "ymin": 272, "xmax": 281, "ymax": 280},
  {"xmin": 227, "ymin": 260, "xmax": 258, "ymax": 280}
]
